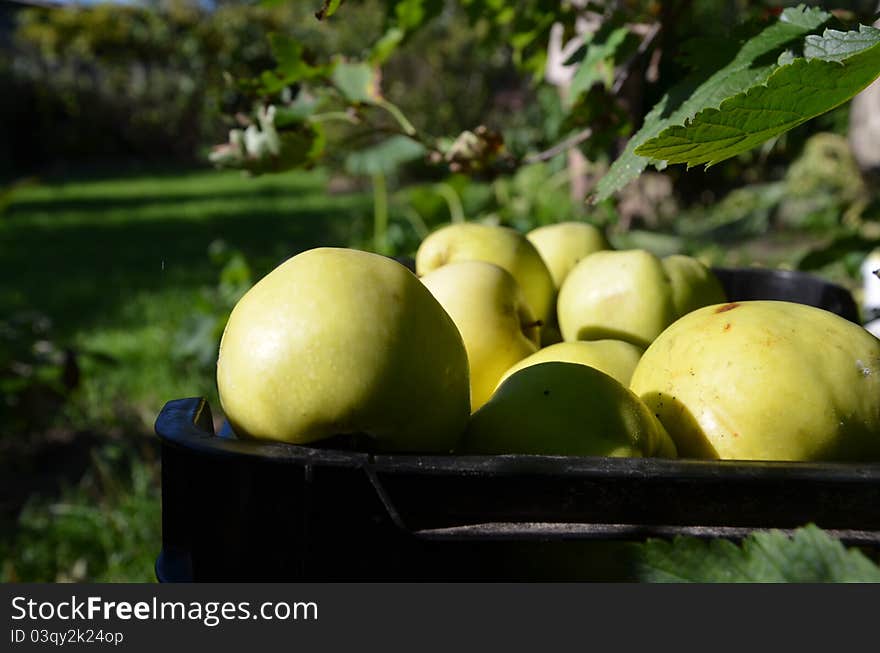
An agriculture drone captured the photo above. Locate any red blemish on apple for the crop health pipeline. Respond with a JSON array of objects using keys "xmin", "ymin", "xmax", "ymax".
[{"xmin": 715, "ymin": 303, "xmax": 741, "ymax": 314}]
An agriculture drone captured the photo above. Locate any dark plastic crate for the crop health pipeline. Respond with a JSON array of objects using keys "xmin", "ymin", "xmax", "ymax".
[
  {"xmin": 710, "ymin": 266, "xmax": 860, "ymax": 323},
  {"xmin": 154, "ymin": 267, "xmax": 878, "ymax": 581}
]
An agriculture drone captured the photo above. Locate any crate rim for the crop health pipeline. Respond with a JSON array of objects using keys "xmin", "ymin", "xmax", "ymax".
[{"xmin": 155, "ymin": 397, "xmax": 880, "ymax": 483}]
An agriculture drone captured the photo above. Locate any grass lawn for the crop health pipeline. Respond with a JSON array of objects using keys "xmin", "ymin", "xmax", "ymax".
[{"xmin": 1, "ymin": 166, "xmax": 372, "ymax": 581}]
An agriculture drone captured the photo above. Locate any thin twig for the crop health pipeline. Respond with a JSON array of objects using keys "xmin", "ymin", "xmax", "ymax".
[
  {"xmin": 612, "ymin": 22, "xmax": 661, "ymax": 94},
  {"xmin": 523, "ymin": 128, "xmax": 593, "ymax": 165}
]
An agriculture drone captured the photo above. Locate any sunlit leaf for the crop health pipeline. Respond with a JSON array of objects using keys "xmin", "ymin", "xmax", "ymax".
[
  {"xmin": 315, "ymin": 0, "xmax": 343, "ymax": 21},
  {"xmin": 567, "ymin": 25, "xmax": 629, "ymax": 105},
  {"xmin": 636, "ymin": 524, "xmax": 880, "ymax": 582},
  {"xmin": 635, "ymin": 25, "xmax": 880, "ymax": 168},
  {"xmin": 332, "ymin": 61, "xmax": 381, "ymax": 104},
  {"xmin": 594, "ymin": 5, "xmax": 830, "ymax": 201},
  {"xmin": 345, "ymin": 135, "xmax": 426, "ymax": 176}
]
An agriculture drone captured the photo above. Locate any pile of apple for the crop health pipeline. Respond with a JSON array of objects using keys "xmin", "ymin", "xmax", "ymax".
[{"xmin": 216, "ymin": 222, "xmax": 880, "ymax": 463}]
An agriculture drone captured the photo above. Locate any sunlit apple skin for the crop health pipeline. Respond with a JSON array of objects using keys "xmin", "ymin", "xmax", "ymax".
[
  {"xmin": 216, "ymin": 247, "xmax": 470, "ymax": 452},
  {"xmin": 421, "ymin": 261, "xmax": 540, "ymax": 412},
  {"xmin": 630, "ymin": 300, "xmax": 880, "ymax": 461},
  {"xmin": 415, "ymin": 222, "xmax": 556, "ymax": 331},
  {"xmin": 661, "ymin": 254, "xmax": 727, "ymax": 317},
  {"xmin": 557, "ymin": 250, "xmax": 725, "ymax": 348},
  {"xmin": 526, "ymin": 222, "xmax": 610, "ymax": 346},
  {"xmin": 526, "ymin": 222, "xmax": 610, "ymax": 289},
  {"xmin": 461, "ymin": 362, "xmax": 677, "ymax": 458},
  {"xmin": 497, "ymin": 339, "xmax": 644, "ymax": 388},
  {"xmin": 557, "ymin": 249, "xmax": 677, "ymax": 348}
]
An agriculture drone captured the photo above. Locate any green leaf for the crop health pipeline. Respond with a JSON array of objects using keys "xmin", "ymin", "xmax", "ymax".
[
  {"xmin": 332, "ymin": 61, "xmax": 381, "ymax": 104},
  {"xmin": 804, "ymin": 24, "xmax": 880, "ymax": 62},
  {"xmin": 370, "ymin": 27, "xmax": 406, "ymax": 65},
  {"xmin": 345, "ymin": 135, "xmax": 426, "ymax": 176},
  {"xmin": 273, "ymin": 125, "xmax": 326, "ymax": 171},
  {"xmin": 369, "ymin": 1, "xmax": 443, "ymax": 65},
  {"xmin": 567, "ymin": 26, "xmax": 629, "ymax": 105},
  {"xmin": 594, "ymin": 5, "xmax": 830, "ymax": 202},
  {"xmin": 260, "ymin": 34, "xmax": 324, "ymax": 94},
  {"xmin": 394, "ymin": 0, "xmax": 441, "ymax": 31},
  {"xmin": 315, "ymin": 0, "xmax": 343, "ymax": 21},
  {"xmin": 634, "ymin": 26, "xmax": 880, "ymax": 167},
  {"xmin": 636, "ymin": 525, "xmax": 880, "ymax": 583},
  {"xmin": 273, "ymin": 91, "xmax": 324, "ymax": 127}
]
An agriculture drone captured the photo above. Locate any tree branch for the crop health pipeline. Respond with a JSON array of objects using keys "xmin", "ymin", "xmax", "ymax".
[{"xmin": 523, "ymin": 127, "xmax": 593, "ymax": 165}]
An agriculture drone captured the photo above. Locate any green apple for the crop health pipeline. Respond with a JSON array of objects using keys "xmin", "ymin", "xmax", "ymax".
[
  {"xmin": 661, "ymin": 254, "xmax": 726, "ymax": 317},
  {"xmin": 420, "ymin": 260, "xmax": 540, "ymax": 411},
  {"xmin": 526, "ymin": 222, "xmax": 609, "ymax": 347},
  {"xmin": 415, "ymin": 222, "xmax": 556, "ymax": 330},
  {"xmin": 526, "ymin": 221, "xmax": 610, "ymax": 289},
  {"xmin": 498, "ymin": 339, "xmax": 644, "ymax": 388},
  {"xmin": 557, "ymin": 249, "xmax": 675, "ymax": 347},
  {"xmin": 460, "ymin": 362, "xmax": 677, "ymax": 458},
  {"xmin": 557, "ymin": 249, "xmax": 725, "ymax": 348},
  {"xmin": 630, "ymin": 300, "xmax": 880, "ymax": 461},
  {"xmin": 216, "ymin": 247, "xmax": 470, "ymax": 452}
]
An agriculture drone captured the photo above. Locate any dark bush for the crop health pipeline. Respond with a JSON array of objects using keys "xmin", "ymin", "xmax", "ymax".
[{"xmin": 3, "ymin": 1, "xmax": 301, "ymax": 174}]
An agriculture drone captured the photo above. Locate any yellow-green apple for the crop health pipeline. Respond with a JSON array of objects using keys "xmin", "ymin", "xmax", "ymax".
[
  {"xmin": 460, "ymin": 362, "xmax": 677, "ymax": 458},
  {"xmin": 497, "ymin": 339, "xmax": 644, "ymax": 388},
  {"xmin": 420, "ymin": 260, "xmax": 540, "ymax": 411},
  {"xmin": 661, "ymin": 254, "xmax": 727, "ymax": 317},
  {"xmin": 557, "ymin": 249, "xmax": 725, "ymax": 348},
  {"xmin": 525, "ymin": 221, "xmax": 610, "ymax": 346},
  {"xmin": 526, "ymin": 221, "xmax": 610, "ymax": 289},
  {"xmin": 415, "ymin": 222, "xmax": 556, "ymax": 330},
  {"xmin": 630, "ymin": 300, "xmax": 880, "ymax": 461},
  {"xmin": 557, "ymin": 249, "xmax": 675, "ymax": 347},
  {"xmin": 216, "ymin": 247, "xmax": 470, "ymax": 452}
]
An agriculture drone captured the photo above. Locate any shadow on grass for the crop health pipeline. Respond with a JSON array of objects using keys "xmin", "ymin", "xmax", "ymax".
[
  {"xmin": 0, "ymin": 434, "xmax": 163, "ymax": 582},
  {"xmin": 1, "ymin": 177, "xmax": 371, "ymax": 338}
]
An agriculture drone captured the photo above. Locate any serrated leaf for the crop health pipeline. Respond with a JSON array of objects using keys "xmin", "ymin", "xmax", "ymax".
[
  {"xmin": 634, "ymin": 28, "xmax": 880, "ymax": 167},
  {"xmin": 805, "ymin": 24, "xmax": 880, "ymax": 62},
  {"xmin": 567, "ymin": 26, "xmax": 629, "ymax": 105},
  {"xmin": 332, "ymin": 61, "xmax": 381, "ymax": 104},
  {"xmin": 636, "ymin": 525, "xmax": 880, "ymax": 583},
  {"xmin": 345, "ymin": 136, "xmax": 426, "ymax": 176},
  {"xmin": 594, "ymin": 4, "xmax": 830, "ymax": 202}
]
